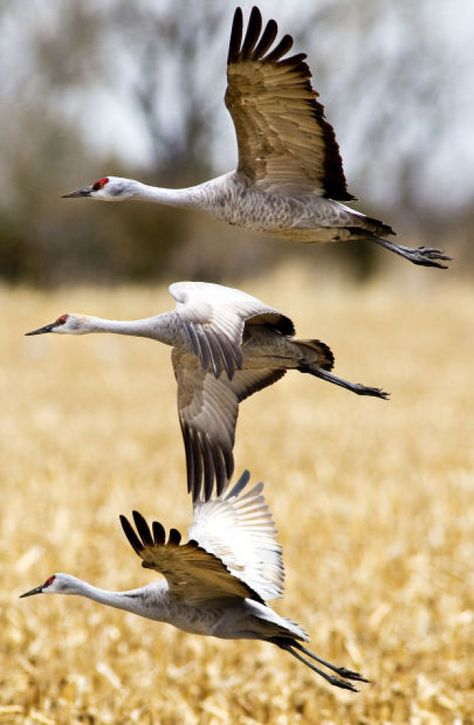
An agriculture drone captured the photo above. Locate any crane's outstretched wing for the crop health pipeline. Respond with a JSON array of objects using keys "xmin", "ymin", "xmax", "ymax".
[
  {"xmin": 226, "ymin": 7, "xmax": 354, "ymax": 200},
  {"xmin": 169, "ymin": 281, "xmax": 294, "ymax": 380},
  {"xmin": 173, "ymin": 348, "xmax": 286, "ymax": 501},
  {"xmin": 120, "ymin": 510, "xmax": 264, "ymax": 604},
  {"xmin": 189, "ymin": 471, "xmax": 284, "ymax": 602}
]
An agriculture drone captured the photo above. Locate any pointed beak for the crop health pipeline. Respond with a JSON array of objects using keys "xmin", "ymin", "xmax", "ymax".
[
  {"xmin": 20, "ymin": 584, "xmax": 44, "ymax": 598},
  {"xmin": 25, "ymin": 322, "xmax": 56, "ymax": 336},
  {"xmin": 61, "ymin": 186, "xmax": 92, "ymax": 198}
]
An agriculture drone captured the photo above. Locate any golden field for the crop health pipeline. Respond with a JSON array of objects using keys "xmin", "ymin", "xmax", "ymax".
[{"xmin": 1, "ymin": 266, "xmax": 473, "ymax": 724}]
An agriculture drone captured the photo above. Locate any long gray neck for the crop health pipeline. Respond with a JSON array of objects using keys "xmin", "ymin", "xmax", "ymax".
[
  {"xmin": 75, "ymin": 580, "xmax": 168, "ymax": 620},
  {"xmin": 84, "ymin": 310, "xmax": 180, "ymax": 346},
  {"xmin": 133, "ymin": 181, "xmax": 205, "ymax": 208},
  {"xmin": 131, "ymin": 173, "xmax": 232, "ymax": 212}
]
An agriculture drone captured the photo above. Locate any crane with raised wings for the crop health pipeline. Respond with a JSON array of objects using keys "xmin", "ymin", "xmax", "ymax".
[
  {"xmin": 62, "ymin": 6, "xmax": 450, "ymax": 269},
  {"xmin": 20, "ymin": 470, "xmax": 369, "ymax": 692}
]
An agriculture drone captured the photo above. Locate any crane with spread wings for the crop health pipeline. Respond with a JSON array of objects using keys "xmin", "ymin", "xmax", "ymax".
[
  {"xmin": 62, "ymin": 7, "xmax": 450, "ymax": 269},
  {"xmin": 20, "ymin": 471, "xmax": 369, "ymax": 692}
]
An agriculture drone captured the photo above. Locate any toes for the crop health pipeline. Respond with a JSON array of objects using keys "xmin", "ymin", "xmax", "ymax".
[
  {"xmin": 336, "ymin": 667, "xmax": 370, "ymax": 682},
  {"xmin": 329, "ymin": 676, "xmax": 359, "ymax": 692},
  {"xmin": 416, "ymin": 246, "xmax": 452, "ymax": 262}
]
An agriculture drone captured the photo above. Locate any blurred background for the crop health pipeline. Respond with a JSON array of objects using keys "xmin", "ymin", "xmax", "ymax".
[{"xmin": 1, "ymin": 0, "xmax": 473, "ymax": 286}]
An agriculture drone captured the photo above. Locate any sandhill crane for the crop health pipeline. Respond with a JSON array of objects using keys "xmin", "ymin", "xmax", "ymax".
[
  {"xmin": 26, "ymin": 281, "xmax": 388, "ymax": 501},
  {"xmin": 20, "ymin": 470, "xmax": 369, "ymax": 692},
  {"xmin": 62, "ymin": 7, "xmax": 450, "ymax": 269}
]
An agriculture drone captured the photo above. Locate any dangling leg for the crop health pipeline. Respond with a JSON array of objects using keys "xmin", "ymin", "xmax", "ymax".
[
  {"xmin": 291, "ymin": 640, "xmax": 370, "ymax": 683},
  {"xmin": 300, "ymin": 363, "xmax": 389, "ymax": 400},
  {"xmin": 272, "ymin": 638, "xmax": 369, "ymax": 692}
]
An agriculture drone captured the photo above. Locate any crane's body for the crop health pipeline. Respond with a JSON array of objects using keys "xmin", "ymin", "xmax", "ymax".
[
  {"xmin": 20, "ymin": 471, "xmax": 369, "ymax": 692},
  {"xmin": 96, "ymin": 171, "xmax": 391, "ymax": 245},
  {"xmin": 26, "ymin": 281, "xmax": 387, "ymax": 500},
  {"xmin": 62, "ymin": 8, "xmax": 450, "ymax": 269}
]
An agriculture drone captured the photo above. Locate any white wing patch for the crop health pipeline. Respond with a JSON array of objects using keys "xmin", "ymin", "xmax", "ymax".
[{"xmin": 189, "ymin": 471, "xmax": 284, "ymax": 601}]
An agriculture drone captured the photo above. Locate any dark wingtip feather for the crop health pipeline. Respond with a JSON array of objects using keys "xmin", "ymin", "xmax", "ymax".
[
  {"xmin": 226, "ymin": 469, "xmax": 251, "ymax": 499},
  {"xmin": 253, "ymin": 18, "xmax": 278, "ymax": 58},
  {"xmin": 228, "ymin": 7, "xmax": 243, "ymax": 64},
  {"xmin": 132, "ymin": 510, "xmax": 154, "ymax": 548},
  {"xmin": 168, "ymin": 528, "xmax": 182, "ymax": 546},
  {"xmin": 200, "ymin": 432, "xmax": 214, "ymax": 502},
  {"xmin": 152, "ymin": 520, "xmax": 166, "ymax": 546},
  {"xmin": 120, "ymin": 514, "xmax": 143, "ymax": 556},
  {"xmin": 241, "ymin": 6, "xmax": 262, "ymax": 59},
  {"xmin": 263, "ymin": 33, "xmax": 294, "ymax": 63},
  {"xmin": 181, "ymin": 422, "xmax": 195, "ymax": 498},
  {"xmin": 211, "ymin": 445, "xmax": 227, "ymax": 498}
]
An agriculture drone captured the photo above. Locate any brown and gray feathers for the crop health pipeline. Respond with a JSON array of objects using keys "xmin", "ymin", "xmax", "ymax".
[
  {"xmin": 168, "ymin": 281, "xmax": 296, "ymax": 502},
  {"xmin": 174, "ymin": 348, "xmax": 287, "ymax": 502},
  {"xmin": 226, "ymin": 6, "xmax": 354, "ymax": 200},
  {"xmin": 120, "ymin": 509, "xmax": 264, "ymax": 604},
  {"xmin": 120, "ymin": 471, "xmax": 283, "ymax": 604}
]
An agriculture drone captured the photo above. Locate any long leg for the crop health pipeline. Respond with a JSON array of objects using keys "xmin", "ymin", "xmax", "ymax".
[
  {"xmin": 372, "ymin": 236, "xmax": 451, "ymax": 269},
  {"xmin": 301, "ymin": 364, "xmax": 389, "ymax": 400},
  {"xmin": 274, "ymin": 640, "xmax": 361, "ymax": 692},
  {"xmin": 291, "ymin": 640, "xmax": 370, "ymax": 683}
]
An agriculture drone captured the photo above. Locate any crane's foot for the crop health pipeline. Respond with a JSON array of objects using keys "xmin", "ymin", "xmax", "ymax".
[
  {"xmin": 331, "ymin": 665, "xmax": 370, "ymax": 683},
  {"xmin": 373, "ymin": 237, "xmax": 452, "ymax": 268},
  {"xmin": 326, "ymin": 675, "xmax": 360, "ymax": 692},
  {"xmin": 397, "ymin": 244, "xmax": 452, "ymax": 268},
  {"xmin": 347, "ymin": 383, "xmax": 390, "ymax": 400}
]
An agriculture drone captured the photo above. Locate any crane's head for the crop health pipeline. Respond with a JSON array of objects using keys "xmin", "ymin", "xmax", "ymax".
[
  {"xmin": 25, "ymin": 313, "xmax": 93, "ymax": 336},
  {"xmin": 61, "ymin": 176, "xmax": 139, "ymax": 201},
  {"xmin": 20, "ymin": 573, "xmax": 82, "ymax": 597}
]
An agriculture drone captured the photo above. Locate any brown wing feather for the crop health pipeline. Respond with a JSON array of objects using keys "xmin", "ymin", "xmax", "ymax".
[
  {"xmin": 226, "ymin": 7, "xmax": 354, "ymax": 201},
  {"xmin": 173, "ymin": 349, "xmax": 287, "ymax": 502},
  {"xmin": 120, "ymin": 511, "xmax": 263, "ymax": 603}
]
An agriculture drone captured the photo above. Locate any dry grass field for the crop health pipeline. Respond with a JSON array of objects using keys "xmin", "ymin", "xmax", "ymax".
[{"xmin": 1, "ymin": 266, "xmax": 473, "ymax": 724}]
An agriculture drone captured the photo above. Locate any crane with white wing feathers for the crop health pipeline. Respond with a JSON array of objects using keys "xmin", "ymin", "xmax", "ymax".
[
  {"xmin": 62, "ymin": 6, "xmax": 450, "ymax": 269},
  {"xmin": 20, "ymin": 470, "xmax": 369, "ymax": 692},
  {"xmin": 25, "ymin": 281, "xmax": 388, "ymax": 501}
]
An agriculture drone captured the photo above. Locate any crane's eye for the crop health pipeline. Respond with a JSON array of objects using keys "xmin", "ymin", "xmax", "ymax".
[
  {"xmin": 56, "ymin": 314, "xmax": 69, "ymax": 325},
  {"xmin": 92, "ymin": 177, "xmax": 109, "ymax": 192}
]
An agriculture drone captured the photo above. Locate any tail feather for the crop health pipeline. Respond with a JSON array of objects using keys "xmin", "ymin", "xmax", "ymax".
[{"xmin": 296, "ymin": 339, "xmax": 334, "ymax": 371}]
